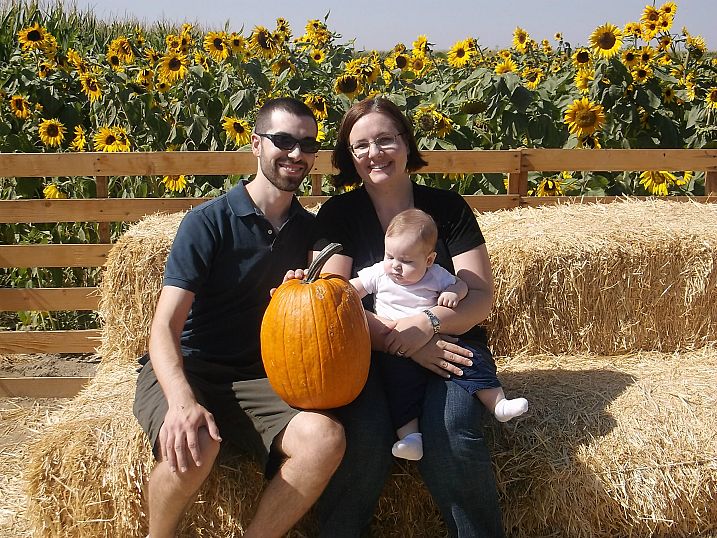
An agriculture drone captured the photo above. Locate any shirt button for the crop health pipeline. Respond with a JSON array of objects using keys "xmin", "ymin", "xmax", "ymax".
[{"xmin": 267, "ymin": 229, "xmax": 273, "ymax": 235}]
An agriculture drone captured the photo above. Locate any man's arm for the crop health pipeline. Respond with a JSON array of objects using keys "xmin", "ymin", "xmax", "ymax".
[{"xmin": 148, "ymin": 285, "xmax": 221, "ymax": 473}]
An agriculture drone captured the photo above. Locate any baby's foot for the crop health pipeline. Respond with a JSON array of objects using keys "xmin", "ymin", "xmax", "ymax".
[
  {"xmin": 392, "ymin": 432, "xmax": 423, "ymax": 460},
  {"xmin": 494, "ymin": 397, "xmax": 529, "ymax": 422}
]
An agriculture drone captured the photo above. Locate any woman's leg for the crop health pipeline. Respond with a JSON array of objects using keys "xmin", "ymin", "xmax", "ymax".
[
  {"xmin": 418, "ymin": 376, "xmax": 505, "ymax": 538},
  {"xmin": 315, "ymin": 364, "xmax": 395, "ymax": 537}
]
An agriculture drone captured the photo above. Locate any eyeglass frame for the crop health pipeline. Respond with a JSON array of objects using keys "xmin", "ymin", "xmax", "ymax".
[
  {"xmin": 349, "ymin": 132, "xmax": 405, "ymax": 159},
  {"xmin": 255, "ymin": 132, "xmax": 321, "ymax": 154}
]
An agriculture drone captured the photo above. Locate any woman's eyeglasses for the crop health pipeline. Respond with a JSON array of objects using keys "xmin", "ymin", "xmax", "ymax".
[
  {"xmin": 349, "ymin": 132, "xmax": 404, "ymax": 159},
  {"xmin": 256, "ymin": 132, "xmax": 321, "ymax": 154}
]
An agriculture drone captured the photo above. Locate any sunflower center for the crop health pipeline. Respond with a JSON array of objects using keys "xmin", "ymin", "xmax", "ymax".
[
  {"xmin": 456, "ymin": 48, "xmax": 465, "ymax": 58},
  {"xmin": 233, "ymin": 122, "xmax": 244, "ymax": 133},
  {"xmin": 47, "ymin": 124, "xmax": 59, "ymax": 137},
  {"xmin": 576, "ymin": 110, "xmax": 597, "ymax": 127},
  {"xmin": 597, "ymin": 32, "xmax": 616, "ymax": 50},
  {"xmin": 88, "ymin": 80, "xmax": 98, "ymax": 91},
  {"xmin": 710, "ymin": 90, "xmax": 717, "ymax": 102},
  {"xmin": 418, "ymin": 113, "xmax": 436, "ymax": 132},
  {"xmin": 396, "ymin": 56, "xmax": 407, "ymax": 69},
  {"xmin": 339, "ymin": 77, "xmax": 358, "ymax": 93},
  {"xmin": 106, "ymin": 135, "xmax": 116, "ymax": 145},
  {"xmin": 169, "ymin": 58, "xmax": 181, "ymax": 70},
  {"xmin": 28, "ymin": 29, "xmax": 42, "ymax": 42},
  {"xmin": 258, "ymin": 32, "xmax": 271, "ymax": 49},
  {"xmin": 576, "ymin": 51, "xmax": 589, "ymax": 63},
  {"xmin": 110, "ymin": 55, "xmax": 120, "ymax": 66},
  {"xmin": 625, "ymin": 52, "xmax": 635, "ymax": 62},
  {"xmin": 213, "ymin": 38, "xmax": 224, "ymax": 49}
]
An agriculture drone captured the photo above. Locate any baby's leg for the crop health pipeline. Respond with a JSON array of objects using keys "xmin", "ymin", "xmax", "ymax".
[
  {"xmin": 477, "ymin": 386, "xmax": 528, "ymax": 422},
  {"xmin": 393, "ymin": 417, "xmax": 423, "ymax": 460}
]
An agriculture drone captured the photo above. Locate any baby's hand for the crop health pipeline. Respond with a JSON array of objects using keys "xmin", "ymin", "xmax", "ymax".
[
  {"xmin": 437, "ymin": 291, "xmax": 460, "ymax": 308},
  {"xmin": 270, "ymin": 268, "xmax": 307, "ymax": 296}
]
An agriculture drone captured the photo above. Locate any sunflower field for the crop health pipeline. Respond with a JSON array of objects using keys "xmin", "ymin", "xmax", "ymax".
[{"xmin": 0, "ymin": 1, "xmax": 716, "ymax": 329}]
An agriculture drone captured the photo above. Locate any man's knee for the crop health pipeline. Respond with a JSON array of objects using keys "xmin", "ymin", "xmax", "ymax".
[{"xmin": 289, "ymin": 412, "xmax": 346, "ymax": 465}]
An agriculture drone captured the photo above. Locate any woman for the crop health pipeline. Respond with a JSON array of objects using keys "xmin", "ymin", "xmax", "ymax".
[{"xmin": 313, "ymin": 97, "xmax": 504, "ymax": 537}]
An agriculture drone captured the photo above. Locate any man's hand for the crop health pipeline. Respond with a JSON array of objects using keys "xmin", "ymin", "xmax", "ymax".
[
  {"xmin": 158, "ymin": 400, "xmax": 221, "ymax": 473},
  {"xmin": 270, "ymin": 268, "xmax": 307, "ymax": 296}
]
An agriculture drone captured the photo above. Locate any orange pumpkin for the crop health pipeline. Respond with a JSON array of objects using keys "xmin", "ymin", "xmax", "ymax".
[{"xmin": 260, "ymin": 243, "xmax": 371, "ymax": 409}]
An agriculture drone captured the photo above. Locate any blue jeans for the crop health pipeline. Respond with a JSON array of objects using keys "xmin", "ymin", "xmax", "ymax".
[{"xmin": 316, "ymin": 359, "xmax": 504, "ymax": 537}]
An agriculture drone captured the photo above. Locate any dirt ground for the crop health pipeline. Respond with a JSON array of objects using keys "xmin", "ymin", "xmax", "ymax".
[{"xmin": 0, "ymin": 354, "xmax": 98, "ymax": 537}]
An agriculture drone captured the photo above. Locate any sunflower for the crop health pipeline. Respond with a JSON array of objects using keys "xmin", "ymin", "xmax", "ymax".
[
  {"xmin": 271, "ymin": 57, "xmax": 295, "ymax": 76},
  {"xmin": 536, "ymin": 178, "xmax": 563, "ymax": 196},
  {"xmin": 564, "ymin": 97, "xmax": 606, "ymax": 138},
  {"xmin": 572, "ymin": 48, "xmax": 593, "ymax": 71},
  {"xmin": 623, "ymin": 22, "xmax": 642, "ymax": 38},
  {"xmin": 274, "ymin": 18, "xmax": 292, "ymax": 44},
  {"xmin": 229, "ymin": 33, "xmax": 248, "ymax": 57},
  {"xmin": 107, "ymin": 52, "xmax": 123, "ymax": 71},
  {"xmin": 589, "ymin": 23, "xmax": 622, "ymax": 59},
  {"xmin": 412, "ymin": 35, "xmax": 429, "ymax": 57},
  {"xmin": 17, "ymin": 22, "xmax": 47, "ymax": 51},
  {"xmin": 9, "ymin": 95, "xmax": 30, "ymax": 119},
  {"xmin": 686, "ymin": 35, "xmax": 707, "ymax": 58},
  {"xmin": 631, "ymin": 65, "xmax": 653, "ymax": 85},
  {"xmin": 639, "ymin": 170, "xmax": 676, "ymax": 196},
  {"xmin": 621, "ymin": 48, "xmax": 640, "ymax": 69},
  {"xmin": 109, "ymin": 36, "xmax": 134, "ymax": 63},
  {"xmin": 309, "ymin": 48, "xmax": 326, "ymax": 63},
  {"xmin": 662, "ymin": 86, "xmax": 676, "ymax": 104},
  {"xmin": 414, "ymin": 105, "xmax": 453, "ymax": 138},
  {"xmin": 250, "ymin": 26, "xmax": 279, "ymax": 59},
  {"xmin": 162, "ymin": 174, "xmax": 187, "ymax": 192},
  {"xmin": 136, "ymin": 68, "xmax": 154, "ymax": 90},
  {"xmin": 494, "ymin": 58, "xmax": 517, "ymax": 75},
  {"xmin": 522, "ymin": 67, "xmax": 544, "ymax": 90},
  {"xmin": 204, "ymin": 31, "xmax": 229, "ymax": 62},
  {"xmin": 574, "ymin": 70, "xmax": 594, "ymax": 94},
  {"xmin": 194, "ymin": 52, "xmax": 209, "ymax": 71},
  {"xmin": 38, "ymin": 118, "xmax": 66, "ymax": 147},
  {"xmin": 660, "ymin": 2, "xmax": 677, "ymax": 19},
  {"xmin": 447, "ymin": 40, "xmax": 473, "ymax": 68},
  {"xmin": 638, "ymin": 45, "xmax": 655, "ymax": 65},
  {"xmin": 657, "ymin": 14, "xmax": 672, "ymax": 32},
  {"xmin": 43, "ymin": 184, "xmax": 67, "ymax": 199},
  {"xmin": 145, "ymin": 48, "xmax": 161, "ymax": 65},
  {"xmin": 641, "ymin": 5, "xmax": 661, "ymax": 25},
  {"xmin": 156, "ymin": 80, "xmax": 172, "ymax": 93},
  {"xmin": 657, "ymin": 35, "xmax": 672, "ymax": 51},
  {"xmin": 512, "ymin": 27, "xmax": 530, "ymax": 54},
  {"xmin": 93, "ymin": 126, "xmax": 131, "ymax": 152},
  {"xmin": 304, "ymin": 94, "xmax": 329, "ymax": 120},
  {"xmin": 158, "ymin": 51, "xmax": 189, "ymax": 82},
  {"xmin": 334, "ymin": 74, "xmax": 363, "ymax": 100},
  {"xmin": 79, "ymin": 73, "xmax": 102, "ymax": 102},
  {"xmin": 706, "ymin": 88, "xmax": 717, "ymax": 110},
  {"xmin": 222, "ymin": 116, "xmax": 251, "ymax": 147},
  {"xmin": 71, "ymin": 125, "xmax": 86, "ymax": 151},
  {"xmin": 577, "ymin": 133, "xmax": 601, "ymax": 149},
  {"xmin": 642, "ymin": 21, "xmax": 659, "ymax": 41},
  {"xmin": 409, "ymin": 54, "xmax": 428, "ymax": 77},
  {"xmin": 165, "ymin": 33, "xmax": 182, "ymax": 52},
  {"xmin": 385, "ymin": 52, "xmax": 410, "ymax": 71}
]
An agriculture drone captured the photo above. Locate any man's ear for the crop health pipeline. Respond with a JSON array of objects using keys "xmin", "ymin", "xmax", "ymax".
[
  {"xmin": 426, "ymin": 251, "xmax": 437, "ymax": 267},
  {"xmin": 251, "ymin": 133, "xmax": 261, "ymax": 156}
]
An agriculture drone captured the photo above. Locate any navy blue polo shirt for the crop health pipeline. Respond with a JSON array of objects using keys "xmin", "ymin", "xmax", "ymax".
[{"xmin": 163, "ymin": 180, "xmax": 315, "ymax": 381}]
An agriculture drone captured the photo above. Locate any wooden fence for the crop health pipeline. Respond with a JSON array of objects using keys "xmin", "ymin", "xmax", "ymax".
[{"xmin": 1, "ymin": 149, "xmax": 716, "ymax": 397}]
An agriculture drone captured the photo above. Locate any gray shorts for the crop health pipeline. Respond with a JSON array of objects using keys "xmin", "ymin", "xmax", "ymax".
[{"xmin": 133, "ymin": 359, "xmax": 300, "ymax": 476}]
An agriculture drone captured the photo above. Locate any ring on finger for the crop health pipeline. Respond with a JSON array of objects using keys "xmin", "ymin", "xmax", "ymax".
[{"xmin": 397, "ymin": 350, "xmax": 405, "ymax": 357}]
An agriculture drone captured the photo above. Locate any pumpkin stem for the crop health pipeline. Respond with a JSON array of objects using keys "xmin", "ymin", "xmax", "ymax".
[{"xmin": 305, "ymin": 243, "xmax": 343, "ymax": 283}]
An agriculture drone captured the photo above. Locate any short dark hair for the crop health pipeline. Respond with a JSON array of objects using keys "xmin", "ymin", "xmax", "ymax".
[
  {"xmin": 254, "ymin": 97, "xmax": 317, "ymax": 134},
  {"xmin": 331, "ymin": 97, "xmax": 428, "ymax": 188}
]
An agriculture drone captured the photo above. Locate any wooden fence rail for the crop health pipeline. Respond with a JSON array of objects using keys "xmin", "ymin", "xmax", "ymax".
[{"xmin": 1, "ymin": 149, "xmax": 716, "ymax": 396}]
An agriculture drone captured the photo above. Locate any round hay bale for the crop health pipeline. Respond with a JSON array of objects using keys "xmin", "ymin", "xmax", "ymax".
[{"xmin": 479, "ymin": 199, "xmax": 717, "ymax": 355}]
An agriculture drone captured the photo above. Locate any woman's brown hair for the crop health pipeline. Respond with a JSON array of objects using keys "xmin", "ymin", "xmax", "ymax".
[{"xmin": 331, "ymin": 97, "xmax": 428, "ymax": 187}]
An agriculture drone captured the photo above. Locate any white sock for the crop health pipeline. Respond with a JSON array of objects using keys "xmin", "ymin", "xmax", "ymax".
[
  {"xmin": 494, "ymin": 397, "xmax": 529, "ymax": 422},
  {"xmin": 392, "ymin": 432, "xmax": 423, "ymax": 460}
]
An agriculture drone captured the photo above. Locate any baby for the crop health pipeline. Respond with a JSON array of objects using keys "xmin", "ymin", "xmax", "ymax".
[{"xmin": 350, "ymin": 209, "xmax": 528, "ymax": 460}]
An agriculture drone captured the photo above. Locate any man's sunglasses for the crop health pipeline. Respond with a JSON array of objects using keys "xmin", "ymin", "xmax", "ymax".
[{"xmin": 256, "ymin": 132, "xmax": 321, "ymax": 154}]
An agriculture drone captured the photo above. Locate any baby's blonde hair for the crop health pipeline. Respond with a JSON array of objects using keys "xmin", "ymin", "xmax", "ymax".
[{"xmin": 385, "ymin": 209, "xmax": 438, "ymax": 254}]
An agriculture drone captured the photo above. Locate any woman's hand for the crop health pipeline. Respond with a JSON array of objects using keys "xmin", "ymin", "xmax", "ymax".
[
  {"xmin": 383, "ymin": 313, "xmax": 434, "ymax": 357},
  {"xmin": 409, "ymin": 335, "xmax": 474, "ymax": 378}
]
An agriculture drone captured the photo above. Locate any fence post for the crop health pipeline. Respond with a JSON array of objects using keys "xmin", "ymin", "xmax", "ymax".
[
  {"xmin": 706, "ymin": 171, "xmax": 717, "ymax": 196},
  {"xmin": 95, "ymin": 176, "xmax": 110, "ymax": 243},
  {"xmin": 310, "ymin": 174, "xmax": 323, "ymax": 196},
  {"xmin": 507, "ymin": 149, "xmax": 527, "ymax": 198}
]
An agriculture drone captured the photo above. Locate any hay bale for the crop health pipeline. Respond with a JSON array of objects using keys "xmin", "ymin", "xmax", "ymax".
[
  {"xmin": 25, "ymin": 348, "xmax": 717, "ymax": 537},
  {"xmin": 24, "ymin": 201, "xmax": 717, "ymax": 536},
  {"xmin": 479, "ymin": 199, "xmax": 717, "ymax": 355}
]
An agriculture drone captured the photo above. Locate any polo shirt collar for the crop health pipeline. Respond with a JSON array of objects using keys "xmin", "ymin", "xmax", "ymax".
[{"xmin": 227, "ymin": 179, "xmax": 304, "ymax": 219}]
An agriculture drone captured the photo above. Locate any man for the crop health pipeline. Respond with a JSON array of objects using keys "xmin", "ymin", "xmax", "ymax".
[{"xmin": 133, "ymin": 97, "xmax": 345, "ymax": 538}]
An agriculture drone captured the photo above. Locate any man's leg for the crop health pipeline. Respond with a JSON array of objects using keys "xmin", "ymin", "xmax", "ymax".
[
  {"xmin": 243, "ymin": 411, "xmax": 345, "ymax": 538},
  {"xmin": 147, "ymin": 427, "xmax": 220, "ymax": 538}
]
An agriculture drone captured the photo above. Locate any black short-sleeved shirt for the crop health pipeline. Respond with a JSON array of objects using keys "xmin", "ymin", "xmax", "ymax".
[
  {"xmin": 313, "ymin": 182, "xmax": 487, "ymax": 343},
  {"xmin": 164, "ymin": 180, "xmax": 315, "ymax": 381}
]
